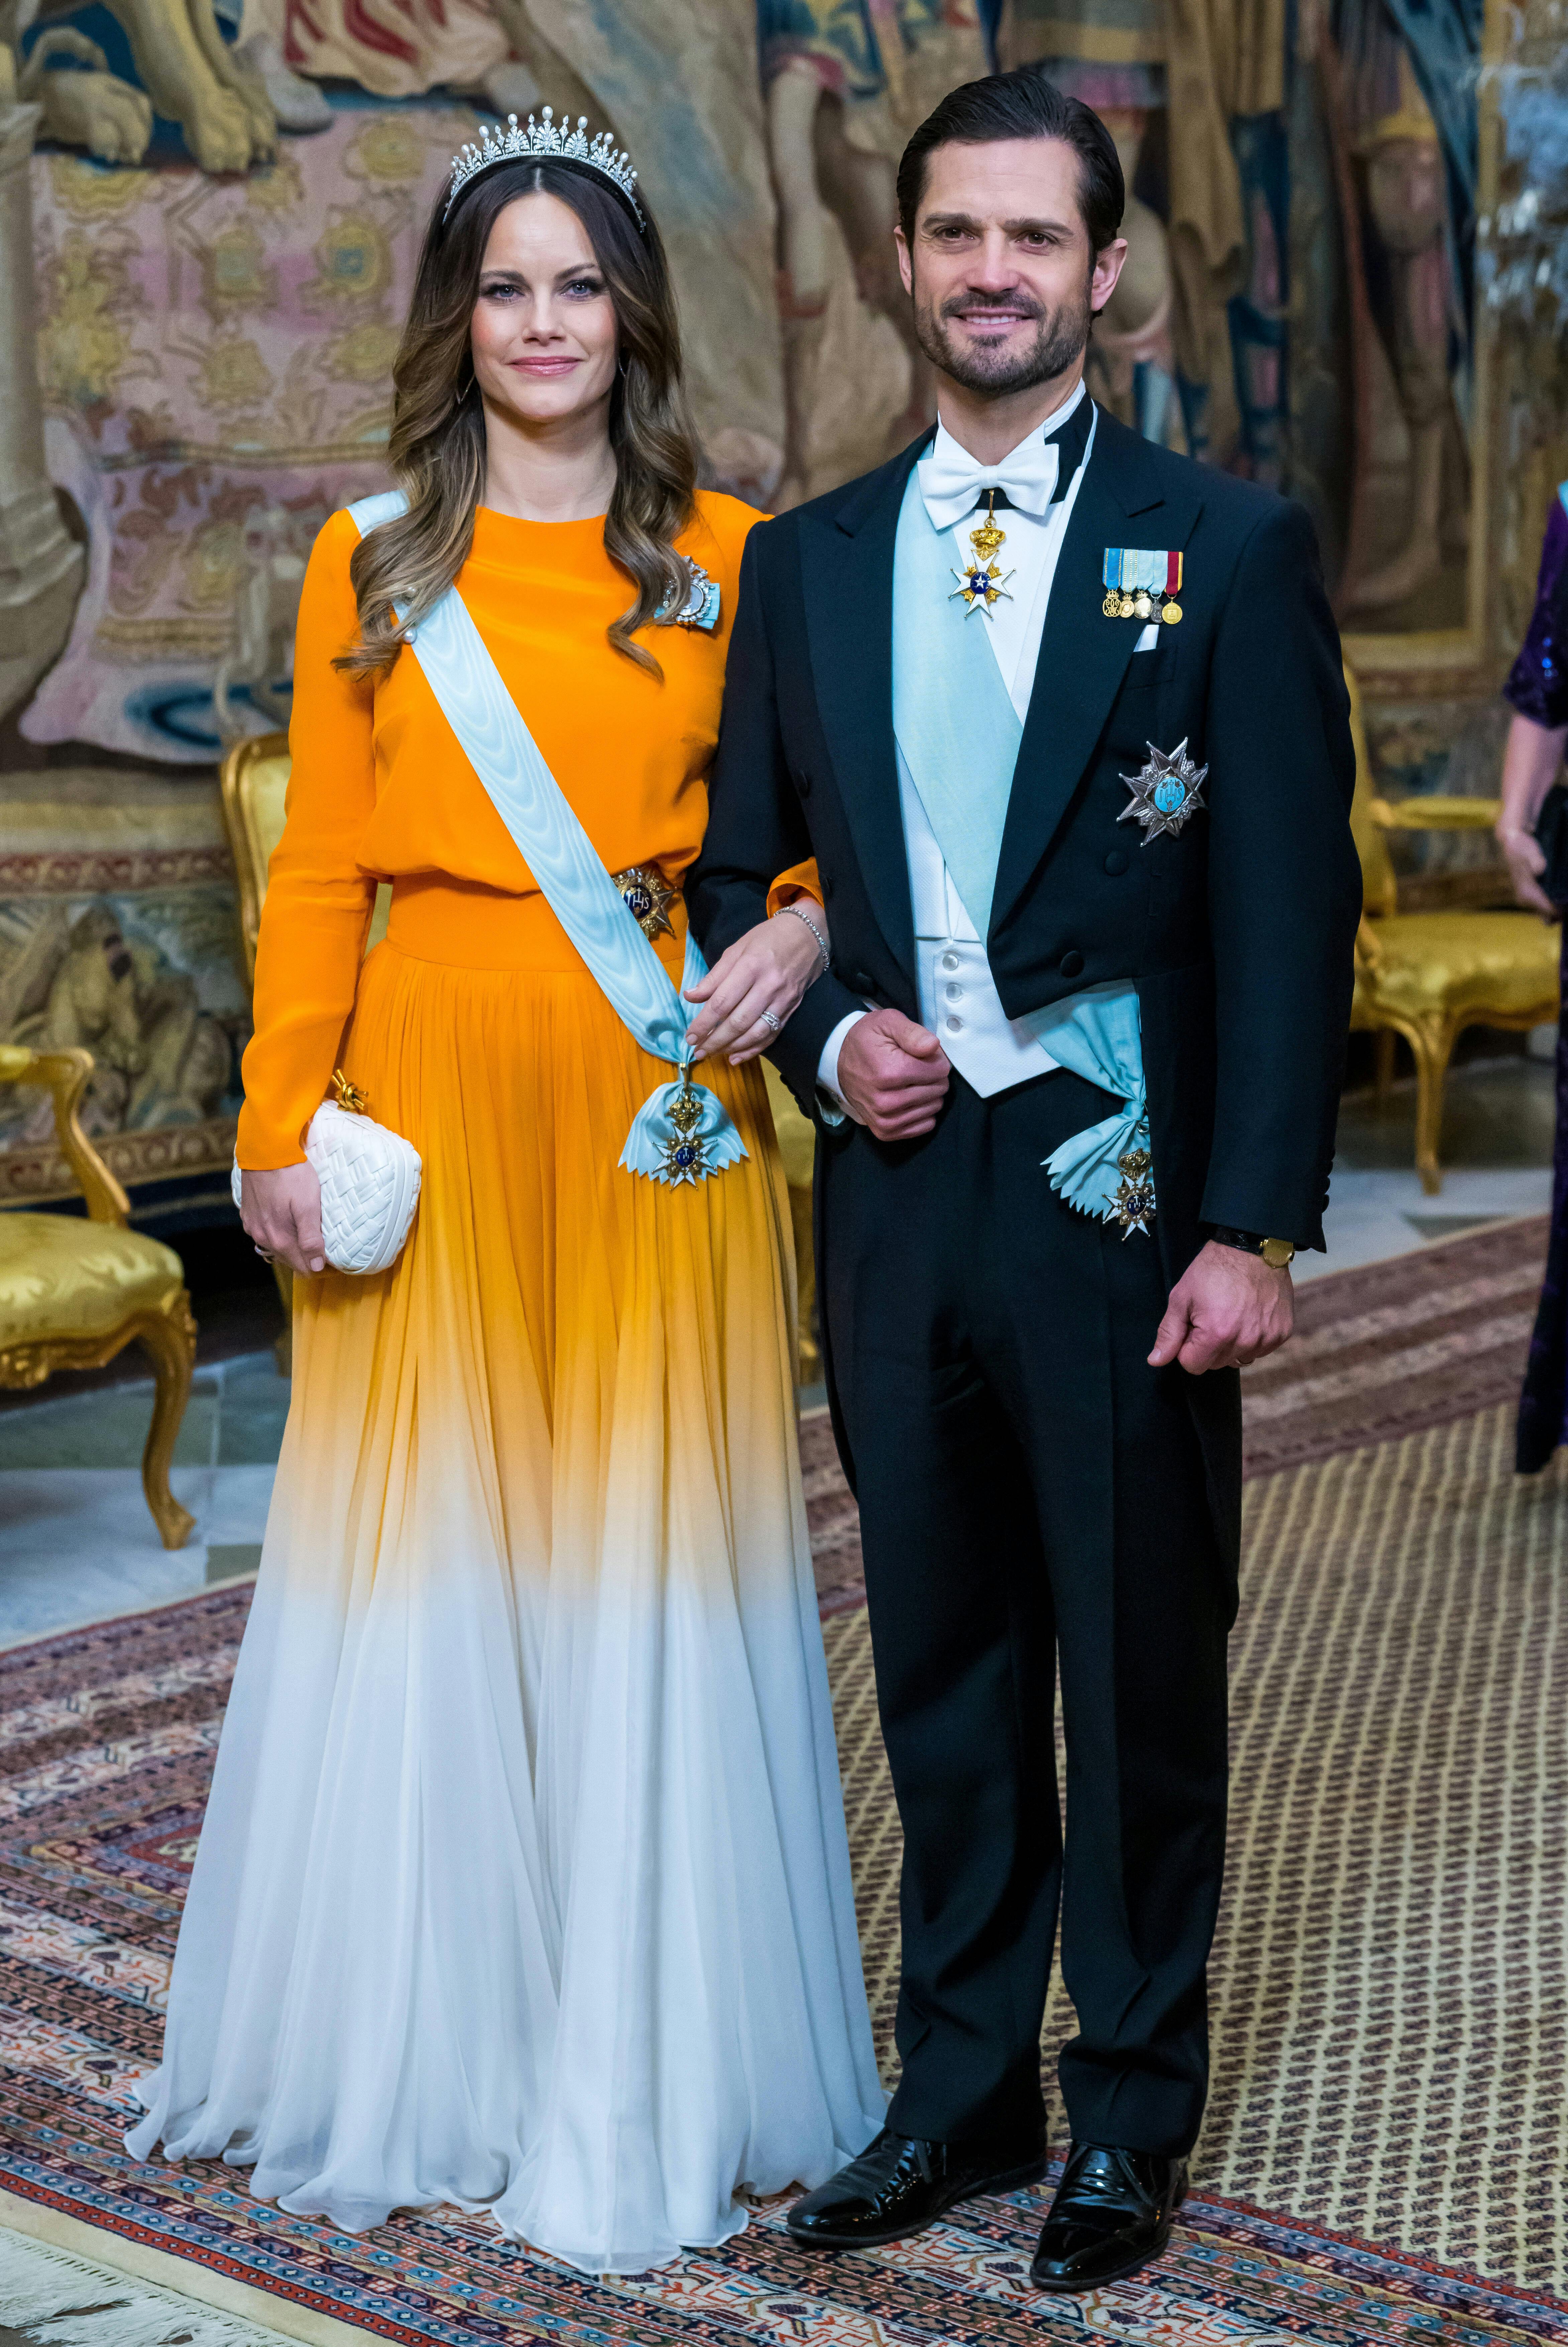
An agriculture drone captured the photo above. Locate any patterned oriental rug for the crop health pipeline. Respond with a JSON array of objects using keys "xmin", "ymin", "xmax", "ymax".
[{"xmin": 2, "ymin": 1218, "xmax": 1566, "ymax": 2345}]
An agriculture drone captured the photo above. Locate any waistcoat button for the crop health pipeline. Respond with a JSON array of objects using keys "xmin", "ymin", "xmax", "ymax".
[
  {"xmin": 1060, "ymin": 949, "xmax": 1085, "ymax": 979},
  {"xmin": 1104, "ymin": 849, "xmax": 1128, "ymax": 876}
]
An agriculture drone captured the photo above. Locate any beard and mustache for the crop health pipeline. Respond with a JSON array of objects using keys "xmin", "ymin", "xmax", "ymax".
[{"xmin": 912, "ymin": 271, "xmax": 1094, "ymax": 398}]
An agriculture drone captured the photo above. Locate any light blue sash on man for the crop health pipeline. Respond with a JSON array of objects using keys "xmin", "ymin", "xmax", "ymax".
[
  {"xmin": 890, "ymin": 468, "xmax": 1153, "ymax": 1227},
  {"xmin": 346, "ymin": 492, "xmax": 745, "ymax": 1188},
  {"xmin": 892, "ymin": 469, "xmax": 1023, "ymax": 944}
]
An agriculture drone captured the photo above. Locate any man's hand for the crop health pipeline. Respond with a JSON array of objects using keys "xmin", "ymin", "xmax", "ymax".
[
  {"xmin": 1149, "ymin": 1239, "xmax": 1294, "ymax": 1374},
  {"xmin": 241, "ymin": 1162, "xmax": 326, "ymax": 1277},
  {"xmin": 837, "ymin": 1008, "xmax": 951, "ymax": 1140}
]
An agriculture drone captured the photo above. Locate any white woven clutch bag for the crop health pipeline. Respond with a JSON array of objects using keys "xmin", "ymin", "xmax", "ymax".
[{"xmin": 231, "ymin": 1073, "xmax": 422, "ymax": 1276}]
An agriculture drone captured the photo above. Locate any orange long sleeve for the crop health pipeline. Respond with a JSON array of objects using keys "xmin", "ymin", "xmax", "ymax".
[
  {"xmin": 236, "ymin": 512, "xmax": 378, "ymax": 1169},
  {"xmin": 767, "ymin": 858, "xmax": 824, "ymax": 916}
]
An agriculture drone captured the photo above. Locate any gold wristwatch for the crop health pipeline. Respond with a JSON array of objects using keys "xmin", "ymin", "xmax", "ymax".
[{"xmin": 1210, "ymin": 1227, "xmax": 1296, "ymax": 1271}]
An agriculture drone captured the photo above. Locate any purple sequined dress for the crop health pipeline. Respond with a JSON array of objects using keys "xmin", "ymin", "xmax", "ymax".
[{"xmin": 1512, "ymin": 487, "xmax": 1568, "ymax": 1472}]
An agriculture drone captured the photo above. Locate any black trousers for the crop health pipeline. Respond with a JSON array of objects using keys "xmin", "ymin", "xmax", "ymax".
[{"xmin": 818, "ymin": 1065, "xmax": 1239, "ymax": 2157}]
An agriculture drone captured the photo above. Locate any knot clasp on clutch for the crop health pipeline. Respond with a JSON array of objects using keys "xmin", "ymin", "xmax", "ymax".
[{"xmin": 331, "ymin": 1068, "xmax": 372, "ymax": 1116}]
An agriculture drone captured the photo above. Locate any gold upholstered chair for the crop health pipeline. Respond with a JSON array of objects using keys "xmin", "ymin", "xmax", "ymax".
[
  {"xmin": 221, "ymin": 731, "xmax": 296, "ymax": 1371},
  {"xmin": 219, "ymin": 735, "xmax": 824, "ymax": 1379},
  {"xmin": 0, "ymin": 1044, "xmax": 197, "ymax": 1548},
  {"xmin": 220, "ymin": 729, "xmax": 294, "ymax": 979},
  {"xmin": 1346, "ymin": 663, "xmax": 1560, "ymax": 1194}
]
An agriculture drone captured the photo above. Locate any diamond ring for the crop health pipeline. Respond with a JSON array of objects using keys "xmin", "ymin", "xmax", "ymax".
[{"xmin": 759, "ymin": 1009, "xmax": 782, "ymax": 1033}]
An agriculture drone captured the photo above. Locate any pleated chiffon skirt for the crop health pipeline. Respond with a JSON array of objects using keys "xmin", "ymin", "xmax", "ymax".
[{"xmin": 128, "ymin": 880, "xmax": 884, "ymax": 2272}]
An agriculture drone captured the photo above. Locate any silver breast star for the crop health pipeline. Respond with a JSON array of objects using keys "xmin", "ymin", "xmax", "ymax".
[{"xmin": 1118, "ymin": 739, "xmax": 1209, "ymax": 843}]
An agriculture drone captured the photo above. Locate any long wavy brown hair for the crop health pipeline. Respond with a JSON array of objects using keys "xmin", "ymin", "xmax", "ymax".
[{"xmin": 338, "ymin": 157, "xmax": 699, "ymax": 680}]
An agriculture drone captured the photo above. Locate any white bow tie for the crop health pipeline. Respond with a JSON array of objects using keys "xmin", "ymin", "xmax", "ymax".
[{"xmin": 918, "ymin": 425, "xmax": 1065, "ymax": 533}]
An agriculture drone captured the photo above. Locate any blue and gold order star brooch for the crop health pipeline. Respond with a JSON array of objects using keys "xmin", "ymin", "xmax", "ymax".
[
  {"xmin": 612, "ymin": 864, "xmax": 678, "ymax": 942},
  {"xmin": 1118, "ymin": 739, "xmax": 1209, "ymax": 842}
]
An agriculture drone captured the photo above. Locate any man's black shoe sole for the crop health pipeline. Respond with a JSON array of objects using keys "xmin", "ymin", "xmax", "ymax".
[
  {"xmin": 1029, "ymin": 2215, "xmax": 1176, "ymax": 2292},
  {"xmin": 786, "ymin": 2153, "xmax": 1050, "ymax": 2251}
]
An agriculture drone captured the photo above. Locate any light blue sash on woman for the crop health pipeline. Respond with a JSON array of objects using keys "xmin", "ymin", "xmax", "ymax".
[{"xmin": 347, "ymin": 492, "xmax": 745, "ymax": 1187}]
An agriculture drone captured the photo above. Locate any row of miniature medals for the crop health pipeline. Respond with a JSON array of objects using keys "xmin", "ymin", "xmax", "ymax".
[
  {"xmin": 1104, "ymin": 579, "xmax": 1182, "ymax": 625},
  {"xmin": 948, "ymin": 491, "xmax": 1161, "ymax": 1243},
  {"xmin": 951, "ymin": 496, "xmax": 1183, "ymax": 631}
]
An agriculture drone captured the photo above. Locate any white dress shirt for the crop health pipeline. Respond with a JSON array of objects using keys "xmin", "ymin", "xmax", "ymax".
[{"xmin": 820, "ymin": 383, "xmax": 1131, "ymax": 1112}]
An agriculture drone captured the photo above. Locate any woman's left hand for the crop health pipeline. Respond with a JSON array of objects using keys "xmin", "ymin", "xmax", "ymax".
[{"xmin": 684, "ymin": 902, "xmax": 827, "ymax": 1063}]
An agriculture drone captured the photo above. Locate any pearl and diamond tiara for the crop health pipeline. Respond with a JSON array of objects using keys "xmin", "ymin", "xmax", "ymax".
[{"xmin": 445, "ymin": 108, "xmax": 645, "ymax": 231}]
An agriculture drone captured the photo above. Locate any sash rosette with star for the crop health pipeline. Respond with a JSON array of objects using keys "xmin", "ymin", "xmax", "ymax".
[{"xmin": 1118, "ymin": 739, "xmax": 1208, "ymax": 842}]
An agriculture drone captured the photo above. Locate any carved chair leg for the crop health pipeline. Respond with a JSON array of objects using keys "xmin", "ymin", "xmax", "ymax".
[
  {"xmin": 1407, "ymin": 1015, "xmax": 1458, "ymax": 1197},
  {"xmin": 137, "ymin": 1293, "xmax": 198, "ymax": 1550},
  {"xmin": 1374, "ymin": 1027, "xmax": 1396, "ymax": 1104}
]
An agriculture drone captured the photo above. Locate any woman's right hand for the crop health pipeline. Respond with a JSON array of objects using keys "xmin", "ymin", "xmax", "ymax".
[
  {"xmin": 1497, "ymin": 822, "xmax": 1559, "ymax": 920},
  {"xmin": 683, "ymin": 900, "xmax": 829, "ymax": 1064},
  {"xmin": 240, "ymin": 1163, "xmax": 327, "ymax": 1277}
]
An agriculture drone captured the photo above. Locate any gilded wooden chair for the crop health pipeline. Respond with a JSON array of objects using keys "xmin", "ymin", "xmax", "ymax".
[
  {"xmin": 221, "ymin": 731, "xmax": 298, "ymax": 1370},
  {"xmin": 0, "ymin": 1044, "xmax": 197, "ymax": 1548},
  {"xmin": 1347, "ymin": 663, "xmax": 1560, "ymax": 1193},
  {"xmin": 220, "ymin": 729, "xmax": 294, "ymax": 980}
]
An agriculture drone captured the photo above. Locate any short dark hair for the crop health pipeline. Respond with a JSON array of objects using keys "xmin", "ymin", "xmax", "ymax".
[{"xmin": 896, "ymin": 65, "xmax": 1125, "ymax": 255}]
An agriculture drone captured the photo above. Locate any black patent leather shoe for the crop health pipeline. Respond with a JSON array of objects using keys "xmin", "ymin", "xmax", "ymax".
[
  {"xmin": 787, "ymin": 2125, "xmax": 1048, "ymax": 2249},
  {"xmin": 1030, "ymin": 2142, "xmax": 1188, "ymax": 2290}
]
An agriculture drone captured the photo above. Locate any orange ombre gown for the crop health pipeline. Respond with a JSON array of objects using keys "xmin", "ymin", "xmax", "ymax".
[{"xmin": 127, "ymin": 494, "xmax": 884, "ymax": 2271}]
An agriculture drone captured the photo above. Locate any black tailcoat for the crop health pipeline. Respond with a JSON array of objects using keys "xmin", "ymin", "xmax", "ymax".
[
  {"xmin": 687, "ymin": 409, "xmax": 1362, "ymax": 2155},
  {"xmin": 690, "ymin": 407, "xmax": 1360, "ymax": 1268}
]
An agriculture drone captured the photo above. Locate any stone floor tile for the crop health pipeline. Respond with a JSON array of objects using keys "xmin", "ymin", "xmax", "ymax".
[
  {"xmin": 207, "ymin": 1542, "xmax": 264, "ymax": 1582},
  {"xmin": 0, "ymin": 1378, "xmax": 220, "ymax": 1473},
  {"xmin": 214, "ymin": 1354, "xmax": 293, "ymax": 1466}
]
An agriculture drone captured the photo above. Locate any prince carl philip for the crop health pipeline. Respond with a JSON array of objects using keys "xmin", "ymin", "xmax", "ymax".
[{"xmin": 689, "ymin": 65, "xmax": 1361, "ymax": 2290}]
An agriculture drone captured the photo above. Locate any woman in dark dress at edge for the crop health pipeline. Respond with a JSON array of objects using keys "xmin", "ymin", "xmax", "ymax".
[{"xmin": 1496, "ymin": 483, "xmax": 1568, "ymax": 1471}]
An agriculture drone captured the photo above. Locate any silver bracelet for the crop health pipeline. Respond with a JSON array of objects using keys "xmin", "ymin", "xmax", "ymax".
[{"xmin": 774, "ymin": 901, "xmax": 829, "ymax": 980}]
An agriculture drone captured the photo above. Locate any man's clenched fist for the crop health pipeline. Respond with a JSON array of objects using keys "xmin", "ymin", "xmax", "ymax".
[{"xmin": 836, "ymin": 1008, "xmax": 951, "ymax": 1141}]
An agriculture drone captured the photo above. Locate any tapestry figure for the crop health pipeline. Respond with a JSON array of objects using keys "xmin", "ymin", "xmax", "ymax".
[{"xmin": 759, "ymin": 0, "xmax": 990, "ymax": 504}]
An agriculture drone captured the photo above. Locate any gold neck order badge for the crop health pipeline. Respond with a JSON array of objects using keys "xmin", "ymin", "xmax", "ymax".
[
  {"xmin": 1113, "ymin": 1147, "xmax": 1155, "ymax": 1237},
  {"xmin": 950, "ymin": 492, "xmax": 1015, "ymax": 619},
  {"xmin": 660, "ymin": 1073, "xmax": 711, "ymax": 1183}
]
